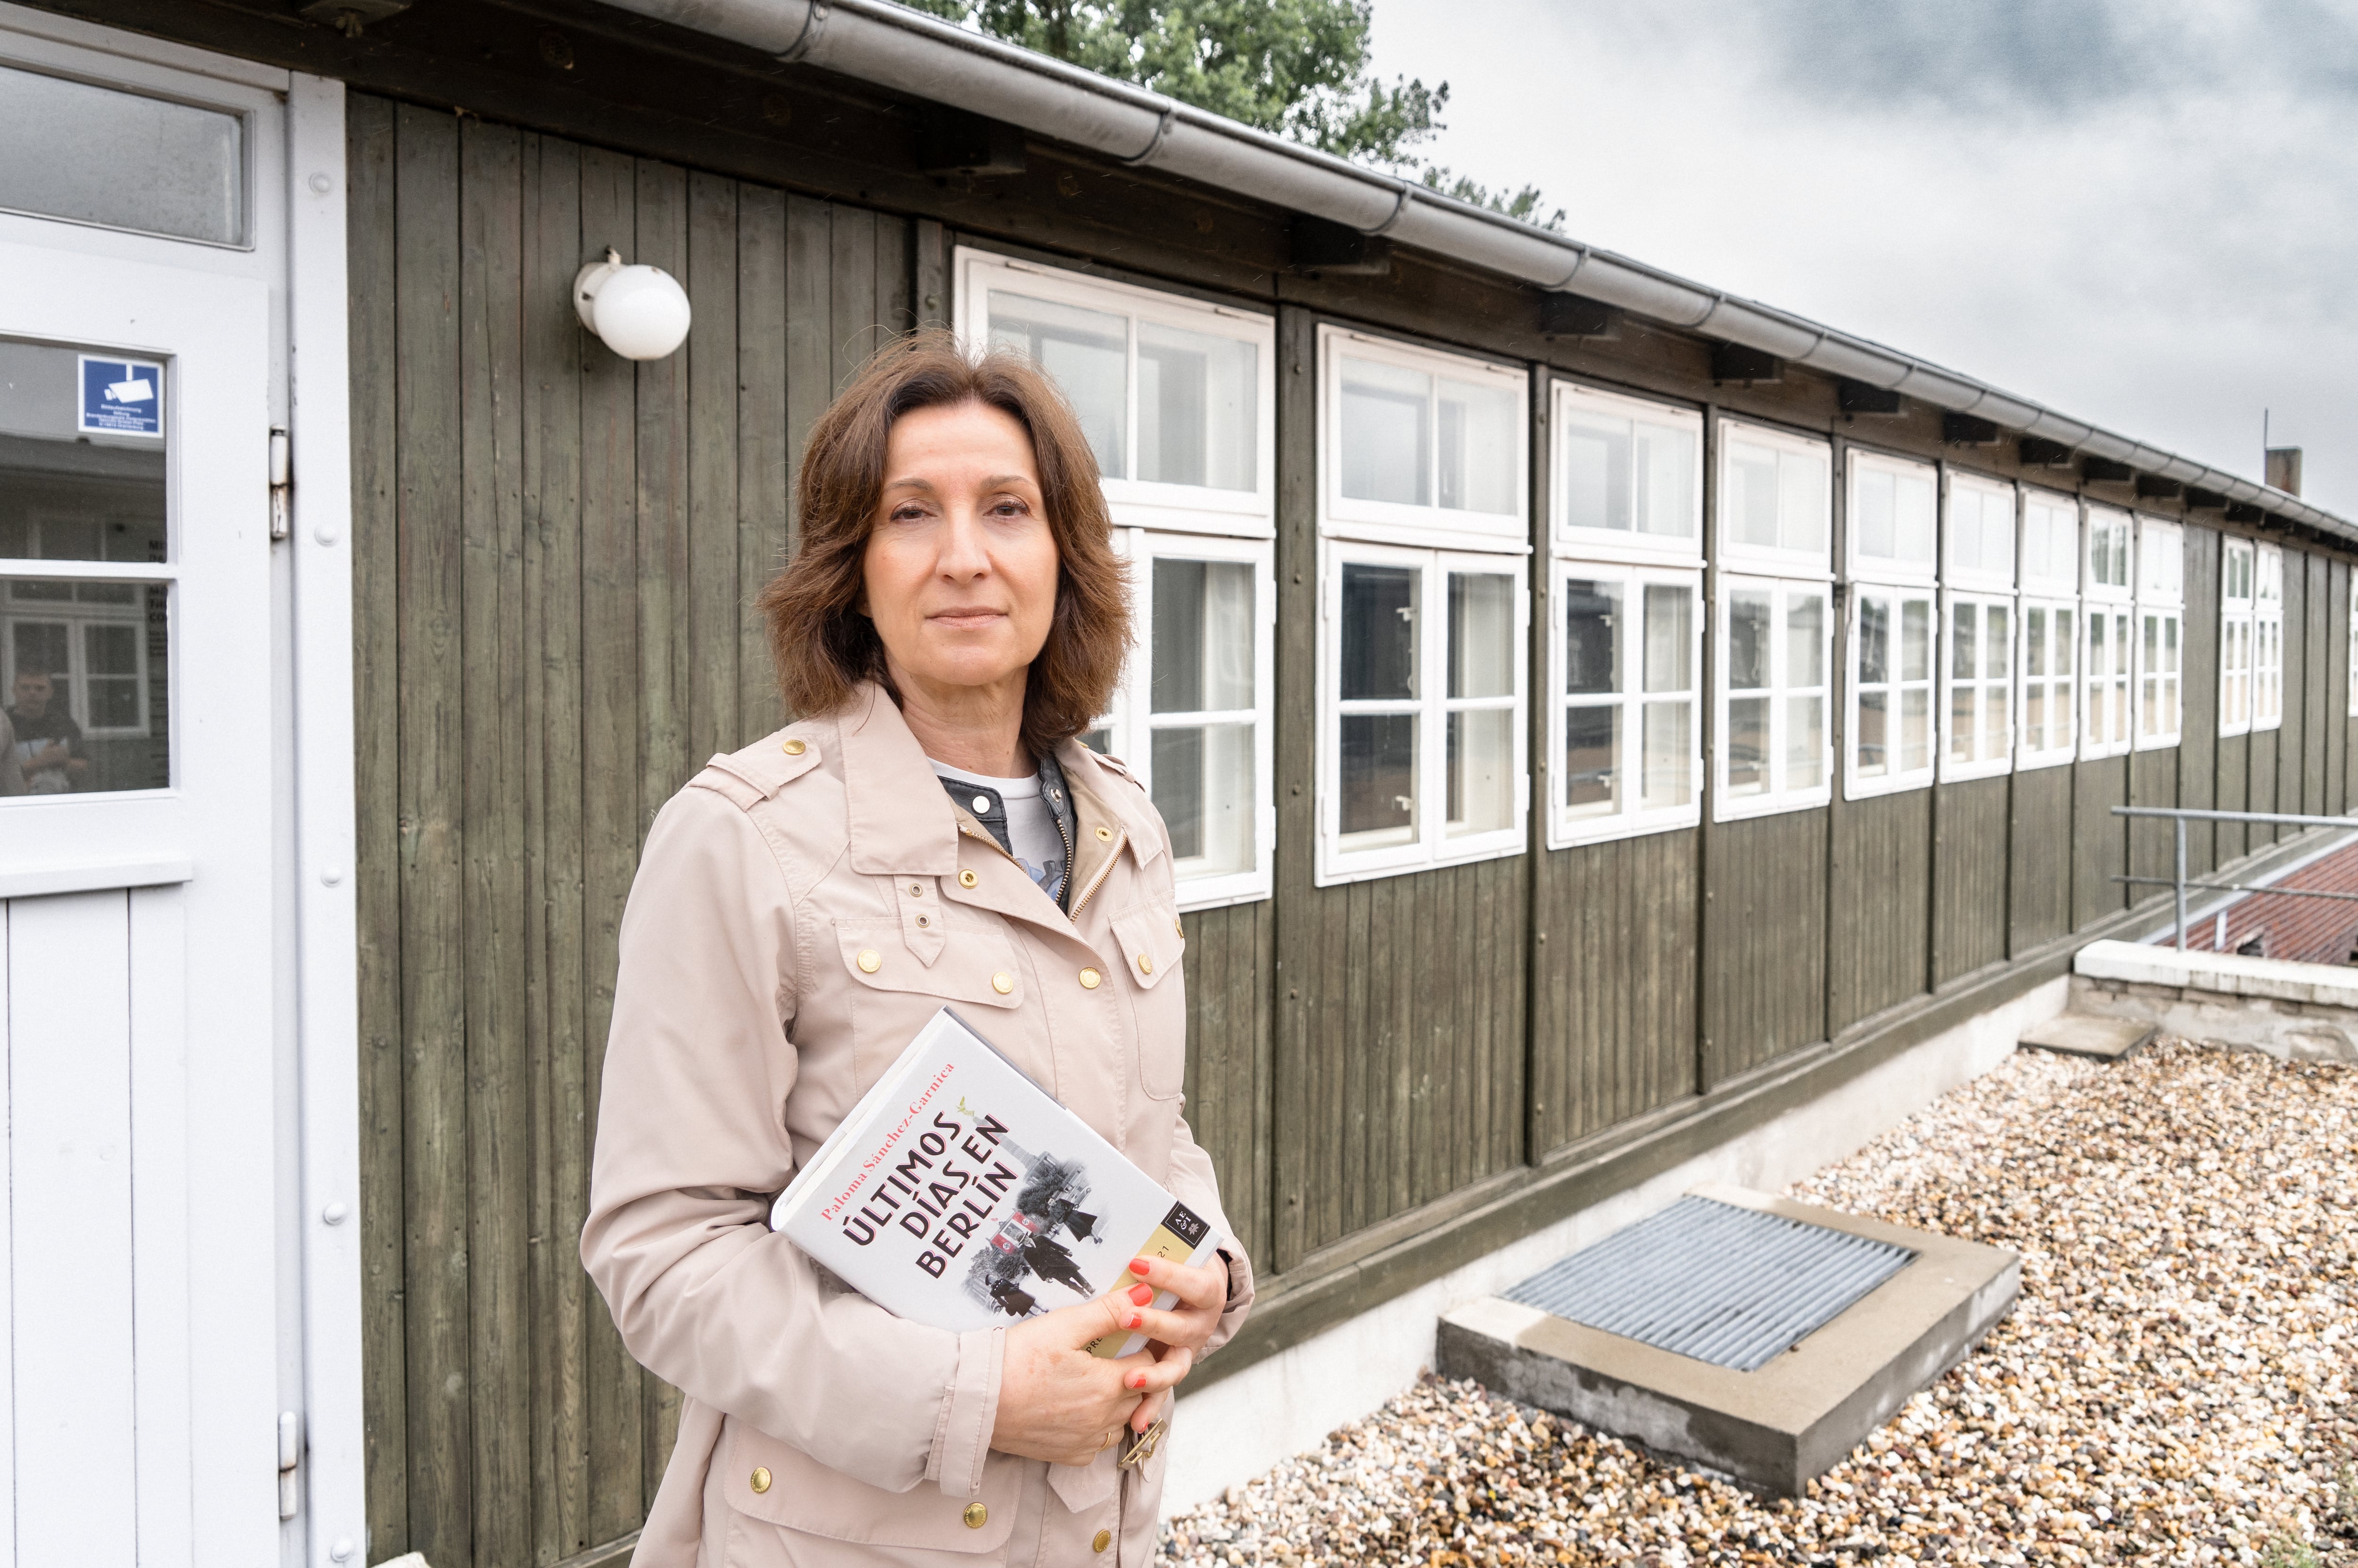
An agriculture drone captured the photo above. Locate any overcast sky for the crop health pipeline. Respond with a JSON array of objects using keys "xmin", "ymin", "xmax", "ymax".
[{"xmin": 1366, "ymin": 0, "xmax": 2358, "ymax": 514}]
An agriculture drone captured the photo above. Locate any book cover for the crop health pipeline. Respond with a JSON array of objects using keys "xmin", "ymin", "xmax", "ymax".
[{"xmin": 771, "ymin": 1006, "xmax": 1221, "ymax": 1358}]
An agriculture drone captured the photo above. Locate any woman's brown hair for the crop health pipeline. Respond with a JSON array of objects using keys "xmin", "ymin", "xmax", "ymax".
[{"xmin": 757, "ymin": 329, "xmax": 1130, "ymax": 760}]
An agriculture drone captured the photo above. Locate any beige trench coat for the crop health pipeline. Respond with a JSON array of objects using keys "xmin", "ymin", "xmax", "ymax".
[{"xmin": 582, "ymin": 682, "xmax": 1254, "ymax": 1568}]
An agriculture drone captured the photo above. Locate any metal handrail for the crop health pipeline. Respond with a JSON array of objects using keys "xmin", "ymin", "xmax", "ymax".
[{"xmin": 2110, "ymin": 805, "xmax": 2358, "ymax": 951}]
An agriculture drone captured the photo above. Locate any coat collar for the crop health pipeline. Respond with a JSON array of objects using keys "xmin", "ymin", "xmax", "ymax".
[{"xmin": 834, "ymin": 681, "xmax": 1167, "ymax": 879}]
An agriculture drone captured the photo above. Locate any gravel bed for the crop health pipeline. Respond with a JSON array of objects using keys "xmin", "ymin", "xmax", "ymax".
[{"xmin": 1160, "ymin": 1043, "xmax": 2357, "ymax": 1567}]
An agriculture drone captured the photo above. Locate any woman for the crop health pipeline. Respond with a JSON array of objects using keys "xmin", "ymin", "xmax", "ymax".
[{"xmin": 583, "ymin": 331, "xmax": 1254, "ymax": 1568}]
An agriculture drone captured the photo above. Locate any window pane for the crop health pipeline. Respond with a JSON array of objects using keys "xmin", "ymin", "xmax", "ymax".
[
  {"xmin": 4, "ymin": 578, "xmax": 167, "ymax": 791},
  {"xmin": 1561, "ymin": 415, "xmax": 1627, "ymax": 532},
  {"xmin": 1901, "ymin": 599, "xmax": 1930, "ymax": 684},
  {"xmin": 1152, "ymin": 722, "xmax": 1254, "ymax": 873},
  {"xmin": 1642, "ymin": 583, "xmax": 1690, "ymax": 694},
  {"xmin": 1340, "ymin": 563, "xmax": 1417, "ymax": 701},
  {"xmin": 1151, "ymin": 558, "xmax": 1254, "ymax": 713},
  {"xmin": 1640, "ymin": 700, "xmax": 1690, "ymax": 809},
  {"xmin": 1987, "ymin": 684, "xmax": 2010, "ymax": 758},
  {"xmin": 1896, "ymin": 473, "xmax": 1935, "ymax": 565},
  {"xmin": 1136, "ymin": 322, "xmax": 1255, "ymax": 491},
  {"xmin": 2164, "ymin": 616, "xmax": 2178, "ymax": 672},
  {"xmin": 1901, "ymin": 689, "xmax": 1929, "ymax": 772},
  {"xmin": 1727, "ymin": 696, "xmax": 1768, "ymax": 795},
  {"xmin": 1564, "ymin": 705, "xmax": 1618, "ymax": 815},
  {"xmin": 1447, "ymin": 572, "xmax": 1515, "ymax": 699},
  {"xmin": 0, "ymin": 341, "xmax": 170, "ymax": 564},
  {"xmin": 1340, "ymin": 713, "xmax": 1417, "ymax": 843},
  {"xmin": 1986, "ymin": 606, "xmax": 2009, "ymax": 677},
  {"xmin": 2026, "ymin": 683, "xmax": 2045, "ymax": 750},
  {"xmin": 990, "ymin": 290, "xmax": 1127, "ymax": 480},
  {"xmin": 1858, "ymin": 595, "xmax": 1890, "ymax": 687},
  {"xmin": 1445, "ymin": 709, "xmax": 1514, "ymax": 835},
  {"xmin": 2056, "ymin": 609, "xmax": 2075, "ymax": 676},
  {"xmin": 1949, "ymin": 685, "xmax": 1976, "ymax": 764},
  {"xmin": 2025, "ymin": 606, "xmax": 2046, "ymax": 677},
  {"xmin": 1778, "ymin": 450, "xmax": 1828, "ymax": 554},
  {"xmin": 1563, "ymin": 580, "xmax": 1621, "ymax": 695},
  {"xmin": 1787, "ymin": 593, "xmax": 1825, "ymax": 688},
  {"xmin": 1857, "ymin": 690, "xmax": 1888, "ymax": 775},
  {"xmin": 1951, "ymin": 602, "xmax": 1978, "ymax": 681},
  {"xmin": 1636, "ymin": 423, "xmax": 1696, "ymax": 539},
  {"xmin": 1856, "ymin": 469, "xmax": 1895, "ymax": 562},
  {"xmin": 1436, "ymin": 376, "xmax": 1517, "ymax": 514},
  {"xmin": 1787, "ymin": 697, "xmax": 1824, "ymax": 788},
  {"xmin": 1081, "ymin": 723, "xmax": 1113, "ymax": 755},
  {"xmin": 1339, "ymin": 357, "xmax": 1429, "ymax": 505},
  {"xmin": 1728, "ymin": 443, "xmax": 1779, "ymax": 548},
  {"xmin": 0, "ymin": 64, "xmax": 243, "ymax": 246},
  {"xmin": 1728, "ymin": 589, "xmax": 1771, "ymax": 691}
]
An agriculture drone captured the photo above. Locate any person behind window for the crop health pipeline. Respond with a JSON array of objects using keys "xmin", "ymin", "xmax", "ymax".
[
  {"xmin": 8, "ymin": 670, "xmax": 86, "ymax": 793},
  {"xmin": 581, "ymin": 331, "xmax": 1252, "ymax": 1568},
  {"xmin": 0, "ymin": 709, "xmax": 24, "ymax": 796}
]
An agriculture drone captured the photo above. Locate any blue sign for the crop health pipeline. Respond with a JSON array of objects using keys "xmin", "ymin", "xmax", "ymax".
[{"xmin": 78, "ymin": 355, "xmax": 164, "ymax": 439}]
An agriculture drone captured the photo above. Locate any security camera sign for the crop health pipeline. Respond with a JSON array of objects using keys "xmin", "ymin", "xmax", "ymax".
[{"xmin": 78, "ymin": 355, "xmax": 164, "ymax": 438}]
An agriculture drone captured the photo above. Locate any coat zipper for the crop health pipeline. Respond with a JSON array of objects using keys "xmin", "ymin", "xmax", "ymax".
[
  {"xmin": 1068, "ymin": 829, "xmax": 1124, "ymax": 921},
  {"xmin": 1051, "ymin": 803, "xmax": 1077, "ymax": 912}
]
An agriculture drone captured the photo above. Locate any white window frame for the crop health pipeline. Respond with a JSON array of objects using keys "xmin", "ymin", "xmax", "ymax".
[
  {"xmin": 2081, "ymin": 506, "xmax": 2135, "ymax": 759},
  {"xmin": 955, "ymin": 247, "xmax": 1276, "ymax": 539},
  {"xmin": 1549, "ymin": 379, "xmax": 1704, "ymax": 566},
  {"xmin": 1316, "ymin": 539, "xmax": 1529, "ymax": 885},
  {"xmin": 1844, "ymin": 448, "xmax": 1940, "ymax": 588},
  {"xmin": 2220, "ymin": 537, "xmax": 2254, "ymax": 738},
  {"xmin": 1943, "ymin": 472, "xmax": 2019, "ymax": 595},
  {"xmin": 1319, "ymin": 325, "xmax": 1529, "ymax": 552},
  {"xmin": 1715, "ymin": 419, "xmax": 1833, "ymax": 579},
  {"xmin": 2254, "ymin": 542, "xmax": 2285, "ymax": 732},
  {"xmin": 1845, "ymin": 581, "xmax": 1940, "ymax": 797},
  {"xmin": 2017, "ymin": 489, "xmax": 2081, "ymax": 771},
  {"xmin": 1546, "ymin": 562, "xmax": 1702, "ymax": 848},
  {"xmin": 1713, "ymin": 573, "xmax": 1834, "ymax": 821},
  {"xmin": 2133, "ymin": 517, "xmax": 2184, "ymax": 751},
  {"xmin": 1095, "ymin": 529, "xmax": 1275, "ymax": 911},
  {"xmin": 1941, "ymin": 590, "xmax": 2015, "ymax": 782}
]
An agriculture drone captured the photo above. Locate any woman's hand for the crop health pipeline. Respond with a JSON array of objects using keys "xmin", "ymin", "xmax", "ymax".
[
  {"xmin": 1110, "ymin": 1254, "xmax": 1229, "ymax": 1435},
  {"xmin": 989, "ymin": 1292, "xmax": 1167, "ymax": 1467}
]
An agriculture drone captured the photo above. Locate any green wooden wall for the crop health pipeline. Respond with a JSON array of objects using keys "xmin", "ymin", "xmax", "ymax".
[{"xmin": 347, "ymin": 91, "xmax": 2358, "ymax": 1568}]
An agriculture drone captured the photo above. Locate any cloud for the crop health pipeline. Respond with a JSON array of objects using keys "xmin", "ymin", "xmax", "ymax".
[{"xmin": 1368, "ymin": 0, "xmax": 2358, "ymax": 510}]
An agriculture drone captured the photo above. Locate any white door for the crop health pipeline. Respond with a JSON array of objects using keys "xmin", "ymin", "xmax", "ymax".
[{"xmin": 0, "ymin": 13, "xmax": 324, "ymax": 1565}]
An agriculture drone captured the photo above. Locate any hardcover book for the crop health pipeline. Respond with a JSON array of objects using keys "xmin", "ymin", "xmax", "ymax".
[{"xmin": 770, "ymin": 1006, "xmax": 1222, "ymax": 1358}]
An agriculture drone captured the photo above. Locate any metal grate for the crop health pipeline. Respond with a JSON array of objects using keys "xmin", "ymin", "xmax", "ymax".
[{"xmin": 1503, "ymin": 1196, "xmax": 1916, "ymax": 1373}]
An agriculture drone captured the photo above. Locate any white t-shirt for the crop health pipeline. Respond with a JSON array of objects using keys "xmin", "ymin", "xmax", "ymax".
[{"xmin": 931, "ymin": 762, "xmax": 1068, "ymax": 897}]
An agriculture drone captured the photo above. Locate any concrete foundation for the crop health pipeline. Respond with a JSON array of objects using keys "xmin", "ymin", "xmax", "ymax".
[
  {"xmin": 1433, "ymin": 1186, "xmax": 2019, "ymax": 1497},
  {"xmin": 1160, "ymin": 974, "xmax": 2069, "ymax": 1512},
  {"xmin": 2072, "ymin": 940, "xmax": 2358, "ymax": 1064}
]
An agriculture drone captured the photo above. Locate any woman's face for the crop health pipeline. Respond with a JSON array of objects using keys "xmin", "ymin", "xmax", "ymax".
[{"xmin": 861, "ymin": 398, "xmax": 1061, "ymax": 700}]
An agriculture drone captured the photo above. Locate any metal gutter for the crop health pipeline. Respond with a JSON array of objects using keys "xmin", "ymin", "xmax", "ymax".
[{"xmin": 602, "ymin": 0, "xmax": 2352, "ymax": 542}]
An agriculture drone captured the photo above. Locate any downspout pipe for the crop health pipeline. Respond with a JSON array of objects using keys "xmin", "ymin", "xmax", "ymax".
[{"xmin": 601, "ymin": 0, "xmax": 2349, "ymax": 541}]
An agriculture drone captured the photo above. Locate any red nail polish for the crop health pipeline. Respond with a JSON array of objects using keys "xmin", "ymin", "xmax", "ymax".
[
  {"xmin": 1127, "ymin": 1313, "xmax": 1143, "ymax": 1330},
  {"xmin": 1129, "ymin": 1372, "xmax": 1145, "ymax": 1389},
  {"xmin": 1128, "ymin": 1283, "xmax": 1154, "ymax": 1306},
  {"xmin": 1129, "ymin": 1259, "xmax": 1152, "ymax": 1276}
]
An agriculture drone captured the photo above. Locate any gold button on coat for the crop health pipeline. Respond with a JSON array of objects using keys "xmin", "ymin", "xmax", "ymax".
[
  {"xmin": 1136, "ymin": 953, "xmax": 1153, "ymax": 975},
  {"xmin": 749, "ymin": 1466, "xmax": 771, "ymax": 1493},
  {"xmin": 1093, "ymin": 1529, "xmax": 1113, "ymax": 1552},
  {"xmin": 1079, "ymin": 967, "xmax": 1102, "ymax": 989},
  {"xmin": 991, "ymin": 971, "xmax": 1013, "ymax": 995},
  {"xmin": 780, "ymin": 738, "xmax": 805, "ymax": 756},
  {"xmin": 959, "ymin": 869, "xmax": 979, "ymax": 888},
  {"xmin": 963, "ymin": 1502, "xmax": 988, "ymax": 1529},
  {"xmin": 856, "ymin": 949, "xmax": 882, "ymax": 973},
  {"xmin": 1094, "ymin": 825, "xmax": 1113, "ymax": 841}
]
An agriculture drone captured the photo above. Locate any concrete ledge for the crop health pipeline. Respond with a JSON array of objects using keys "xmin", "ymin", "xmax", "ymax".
[
  {"xmin": 2072, "ymin": 941, "xmax": 2358, "ymax": 1063},
  {"xmin": 1433, "ymin": 1185, "xmax": 2018, "ymax": 1497},
  {"xmin": 2018, "ymin": 1012, "xmax": 2155, "ymax": 1060}
]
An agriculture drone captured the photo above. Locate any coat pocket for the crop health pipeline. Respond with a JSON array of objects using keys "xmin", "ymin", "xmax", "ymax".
[
  {"xmin": 833, "ymin": 918, "xmax": 1024, "ymax": 1010},
  {"xmin": 721, "ymin": 1417, "xmax": 1021, "ymax": 1557},
  {"xmin": 1108, "ymin": 902, "xmax": 1187, "ymax": 1101}
]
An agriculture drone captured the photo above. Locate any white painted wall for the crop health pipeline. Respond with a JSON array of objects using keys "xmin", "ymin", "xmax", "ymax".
[{"xmin": 1163, "ymin": 975, "xmax": 2068, "ymax": 1511}]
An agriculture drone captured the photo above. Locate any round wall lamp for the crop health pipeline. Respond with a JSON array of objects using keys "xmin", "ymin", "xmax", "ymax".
[{"xmin": 573, "ymin": 247, "xmax": 693, "ymax": 360}]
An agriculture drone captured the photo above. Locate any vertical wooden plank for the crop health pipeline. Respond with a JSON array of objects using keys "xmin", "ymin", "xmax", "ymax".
[
  {"xmin": 686, "ymin": 171, "xmax": 741, "ymax": 764},
  {"xmin": 2331, "ymin": 560, "xmax": 2349, "ymax": 816},
  {"xmin": 1269, "ymin": 303, "xmax": 1316, "ymax": 1272},
  {"xmin": 2277, "ymin": 553, "xmax": 2308, "ymax": 830},
  {"xmin": 392, "ymin": 100, "xmax": 472, "ymax": 1568},
  {"xmin": 457, "ymin": 114, "xmax": 531, "ymax": 1568},
  {"xmin": 783, "ymin": 195, "xmax": 835, "ymax": 588},
  {"xmin": 2180, "ymin": 526, "xmax": 2219, "ymax": 877},
  {"xmin": 876, "ymin": 212, "xmax": 914, "ymax": 341},
  {"xmin": 576, "ymin": 143, "xmax": 646, "ymax": 1545},
  {"xmin": 831, "ymin": 204, "xmax": 880, "ymax": 387},
  {"xmin": 9, "ymin": 895, "xmax": 137, "ymax": 1568},
  {"xmin": 521, "ymin": 128, "xmax": 593, "ymax": 1564},
  {"xmin": 737, "ymin": 184, "xmax": 789, "ymax": 742},
  {"xmin": 1702, "ymin": 809, "xmax": 1828, "ymax": 1086},
  {"xmin": 2306, "ymin": 554, "xmax": 2329, "ymax": 814},
  {"xmin": 345, "ymin": 91, "xmax": 410, "ymax": 1564},
  {"xmin": 1933, "ymin": 776, "xmax": 2008, "ymax": 983},
  {"xmin": 635, "ymin": 159, "xmax": 694, "ymax": 835},
  {"xmin": 2006, "ymin": 763, "xmax": 2073, "ymax": 953},
  {"xmin": 912, "ymin": 216, "xmax": 949, "ymax": 330},
  {"xmin": 1829, "ymin": 790, "xmax": 1932, "ymax": 1031}
]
